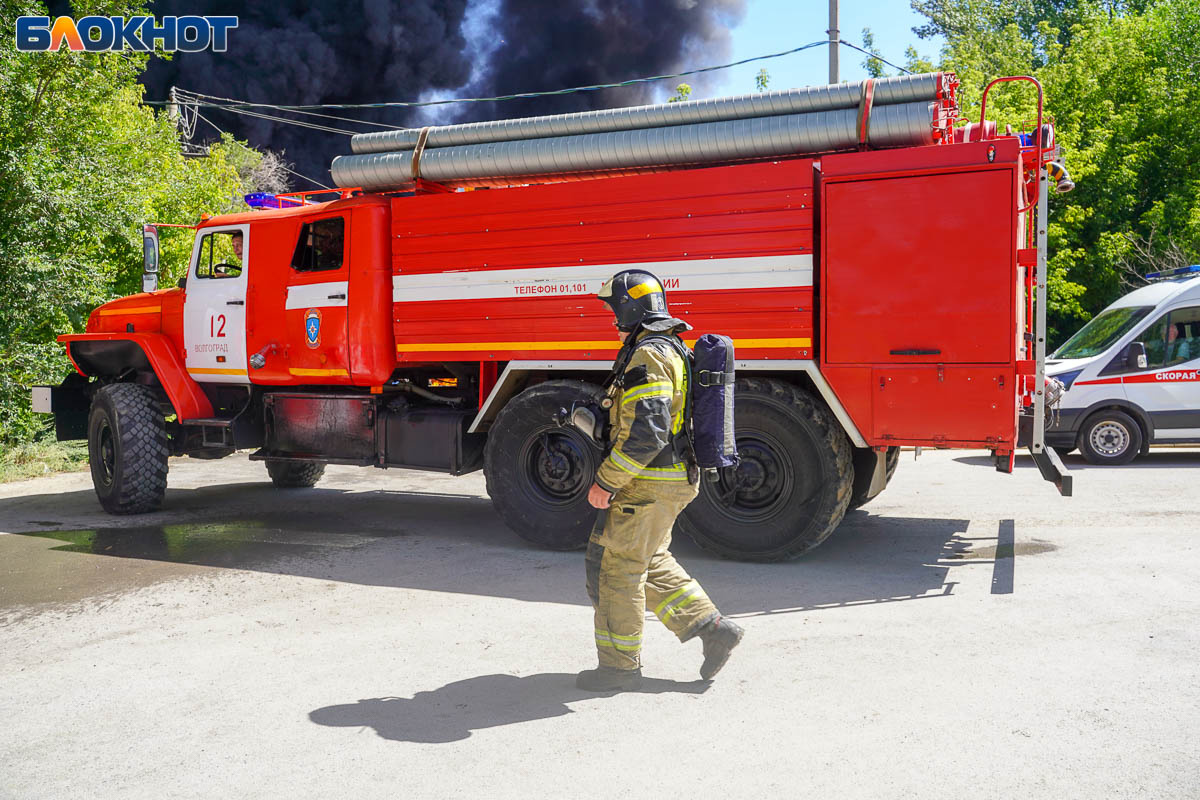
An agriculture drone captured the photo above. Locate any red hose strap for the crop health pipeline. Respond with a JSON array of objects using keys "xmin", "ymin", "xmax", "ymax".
[
  {"xmin": 857, "ymin": 78, "xmax": 875, "ymax": 148},
  {"xmin": 411, "ymin": 126, "xmax": 431, "ymax": 181}
]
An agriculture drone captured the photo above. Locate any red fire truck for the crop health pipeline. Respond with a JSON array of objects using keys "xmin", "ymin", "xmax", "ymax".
[{"xmin": 33, "ymin": 72, "xmax": 1071, "ymax": 561}]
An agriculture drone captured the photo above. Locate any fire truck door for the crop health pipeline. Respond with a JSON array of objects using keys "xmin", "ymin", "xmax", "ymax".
[
  {"xmin": 282, "ymin": 215, "xmax": 351, "ymax": 381},
  {"xmin": 183, "ymin": 225, "xmax": 250, "ymax": 384}
]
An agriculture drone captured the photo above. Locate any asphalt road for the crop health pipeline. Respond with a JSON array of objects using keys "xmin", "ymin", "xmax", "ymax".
[{"xmin": 1, "ymin": 449, "xmax": 1198, "ymax": 799}]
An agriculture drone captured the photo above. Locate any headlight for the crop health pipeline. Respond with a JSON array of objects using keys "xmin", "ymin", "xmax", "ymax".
[{"xmin": 1051, "ymin": 369, "xmax": 1083, "ymax": 389}]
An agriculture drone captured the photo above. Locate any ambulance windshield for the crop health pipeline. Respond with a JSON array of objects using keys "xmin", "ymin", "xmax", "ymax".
[{"xmin": 1053, "ymin": 306, "xmax": 1153, "ymax": 359}]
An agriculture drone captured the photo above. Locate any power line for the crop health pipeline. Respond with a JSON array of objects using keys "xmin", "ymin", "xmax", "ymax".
[
  {"xmin": 148, "ymin": 40, "xmax": 832, "ymax": 112},
  {"xmin": 166, "ymin": 37, "xmax": 915, "ymax": 146},
  {"xmin": 189, "ymin": 98, "xmax": 358, "ymax": 136},
  {"xmin": 177, "ymin": 89, "xmax": 406, "ymax": 132},
  {"xmin": 193, "ymin": 110, "xmax": 334, "ymax": 190},
  {"xmin": 837, "ymin": 39, "xmax": 913, "ymax": 75}
]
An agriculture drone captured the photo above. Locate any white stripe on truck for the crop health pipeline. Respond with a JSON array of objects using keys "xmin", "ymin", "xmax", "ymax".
[{"xmin": 392, "ymin": 254, "xmax": 813, "ymax": 303}]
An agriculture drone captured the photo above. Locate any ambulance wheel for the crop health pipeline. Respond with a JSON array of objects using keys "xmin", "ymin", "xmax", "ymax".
[
  {"xmin": 847, "ymin": 446, "xmax": 900, "ymax": 511},
  {"xmin": 485, "ymin": 380, "xmax": 604, "ymax": 551},
  {"xmin": 1079, "ymin": 410, "xmax": 1141, "ymax": 466},
  {"xmin": 88, "ymin": 383, "xmax": 169, "ymax": 515},
  {"xmin": 678, "ymin": 378, "xmax": 853, "ymax": 561},
  {"xmin": 266, "ymin": 459, "xmax": 325, "ymax": 488}
]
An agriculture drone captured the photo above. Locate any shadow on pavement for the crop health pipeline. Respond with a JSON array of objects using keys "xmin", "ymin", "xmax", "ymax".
[
  {"xmin": 308, "ymin": 672, "xmax": 708, "ymax": 743},
  {"xmin": 1, "ymin": 483, "xmax": 987, "ymax": 616}
]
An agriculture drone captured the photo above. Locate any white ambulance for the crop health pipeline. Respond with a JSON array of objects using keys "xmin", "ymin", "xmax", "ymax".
[{"xmin": 1045, "ymin": 265, "xmax": 1200, "ymax": 464}]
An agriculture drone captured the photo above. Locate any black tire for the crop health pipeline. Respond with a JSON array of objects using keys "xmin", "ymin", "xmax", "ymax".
[
  {"xmin": 1079, "ymin": 409, "xmax": 1142, "ymax": 466},
  {"xmin": 266, "ymin": 459, "xmax": 326, "ymax": 488},
  {"xmin": 1053, "ymin": 445, "xmax": 1075, "ymax": 459},
  {"xmin": 678, "ymin": 378, "xmax": 854, "ymax": 562},
  {"xmin": 484, "ymin": 380, "xmax": 604, "ymax": 550},
  {"xmin": 847, "ymin": 445, "xmax": 900, "ymax": 511},
  {"xmin": 87, "ymin": 383, "xmax": 169, "ymax": 514}
]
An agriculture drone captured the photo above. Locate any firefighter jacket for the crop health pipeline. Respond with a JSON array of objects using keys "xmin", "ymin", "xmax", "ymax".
[{"xmin": 594, "ymin": 330, "xmax": 691, "ymax": 493}]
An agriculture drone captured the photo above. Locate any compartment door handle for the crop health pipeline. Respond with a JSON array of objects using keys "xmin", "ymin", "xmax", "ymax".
[{"xmin": 890, "ymin": 348, "xmax": 940, "ymax": 356}]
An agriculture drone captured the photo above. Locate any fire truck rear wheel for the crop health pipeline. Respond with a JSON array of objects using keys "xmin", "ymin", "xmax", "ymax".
[
  {"xmin": 87, "ymin": 383, "xmax": 169, "ymax": 515},
  {"xmin": 265, "ymin": 459, "xmax": 326, "ymax": 488},
  {"xmin": 678, "ymin": 378, "xmax": 853, "ymax": 561},
  {"xmin": 485, "ymin": 380, "xmax": 603, "ymax": 551},
  {"xmin": 1079, "ymin": 409, "xmax": 1142, "ymax": 466}
]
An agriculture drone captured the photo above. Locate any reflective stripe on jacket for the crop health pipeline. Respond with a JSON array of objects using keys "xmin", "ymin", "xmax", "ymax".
[{"xmin": 595, "ymin": 332, "xmax": 689, "ymax": 493}]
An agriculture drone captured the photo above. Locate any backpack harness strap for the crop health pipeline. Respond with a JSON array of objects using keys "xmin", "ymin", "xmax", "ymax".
[{"xmin": 602, "ymin": 333, "xmax": 698, "ymax": 476}]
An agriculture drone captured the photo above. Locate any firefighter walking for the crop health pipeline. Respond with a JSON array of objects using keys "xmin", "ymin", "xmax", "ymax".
[{"xmin": 577, "ymin": 270, "xmax": 744, "ymax": 692}]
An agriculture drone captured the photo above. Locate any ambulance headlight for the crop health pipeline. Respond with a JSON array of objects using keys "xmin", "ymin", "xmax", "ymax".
[{"xmin": 1052, "ymin": 369, "xmax": 1083, "ymax": 390}]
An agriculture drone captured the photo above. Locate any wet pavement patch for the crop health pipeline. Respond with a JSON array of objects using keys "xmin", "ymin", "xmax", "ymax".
[
  {"xmin": 948, "ymin": 540, "xmax": 1058, "ymax": 560},
  {"xmin": 0, "ymin": 521, "xmax": 377, "ymax": 616}
]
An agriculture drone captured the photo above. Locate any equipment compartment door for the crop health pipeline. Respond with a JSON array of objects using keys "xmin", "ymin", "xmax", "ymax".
[
  {"xmin": 873, "ymin": 366, "xmax": 1015, "ymax": 444},
  {"xmin": 283, "ymin": 215, "xmax": 351, "ymax": 382},
  {"xmin": 823, "ymin": 169, "xmax": 1015, "ymax": 365},
  {"xmin": 183, "ymin": 225, "xmax": 250, "ymax": 384}
]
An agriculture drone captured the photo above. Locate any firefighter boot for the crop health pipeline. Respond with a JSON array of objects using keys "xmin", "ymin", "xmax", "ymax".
[
  {"xmin": 576, "ymin": 666, "xmax": 643, "ymax": 692},
  {"xmin": 698, "ymin": 617, "xmax": 744, "ymax": 680}
]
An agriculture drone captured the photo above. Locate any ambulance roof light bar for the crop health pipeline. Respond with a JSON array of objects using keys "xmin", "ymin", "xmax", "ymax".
[{"xmin": 1145, "ymin": 265, "xmax": 1200, "ymax": 281}]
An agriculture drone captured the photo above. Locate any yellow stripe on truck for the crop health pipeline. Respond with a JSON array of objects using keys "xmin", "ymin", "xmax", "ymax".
[
  {"xmin": 187, "ymin": 367, "xmax": 247, "ymax": 376},
  {"xmin": 97, "ymin": 305, "xmax": 160, "ymax": 316},
  {"xmin": 396, "ymin": 337, "xmax": 811, "ymax": 353},
  {"xmin": 289, "ymin": 368, "xmax": 350, "ymax": 377},
  {"xmin": 398, "ymin": 340, "xmax": 623, "ymax": 353}
]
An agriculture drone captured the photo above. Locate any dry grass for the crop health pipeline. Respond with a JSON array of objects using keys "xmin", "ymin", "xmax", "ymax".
[{"xmin": 0, "ymin": 440, "xmax": 89, "ymax": 483}]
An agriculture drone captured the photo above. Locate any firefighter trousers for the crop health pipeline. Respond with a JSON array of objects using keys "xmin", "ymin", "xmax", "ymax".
[{"xmin": 585, "ymin": 480, "xmax": 720, "ymax": 671}]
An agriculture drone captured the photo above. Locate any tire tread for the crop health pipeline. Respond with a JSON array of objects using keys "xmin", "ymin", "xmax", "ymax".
[
  {"xmin": 266, "ymin": 459, "xmax": 326, "ymax": 488},
  {"xmin": 91, "ymin": 383, "xmax": 169, "ymax": 515},
  {"xmin": 484, "ymin": 379, "xmax": 602, "ymax": 551},
  {"xmin": 679, "ymin": 377, "xmax": 853, "ymax": 561}
]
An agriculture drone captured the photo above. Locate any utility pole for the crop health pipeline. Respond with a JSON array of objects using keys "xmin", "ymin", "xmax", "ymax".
[
  {"xmin": 167, "ymin": 86, "xmax": 179, "ymax": 128},
  {"xmin": 828, "ymin": 0, "xmax": 840, "ymax": 84}
]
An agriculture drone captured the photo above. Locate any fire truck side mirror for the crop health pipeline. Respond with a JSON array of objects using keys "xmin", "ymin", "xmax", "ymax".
[
  {"xmin": 1127, "ymin": 341, "xmax": 1148, "ymax": 370},
  {"xmin": 142, "ymin": 225, "xmax": 159, "ymax": 293}
]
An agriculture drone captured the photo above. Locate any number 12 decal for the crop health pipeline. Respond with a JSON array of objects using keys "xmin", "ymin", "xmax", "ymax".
[{"xmin": 210, "ymin": 314, "xmax": 226, "ymax": 338}]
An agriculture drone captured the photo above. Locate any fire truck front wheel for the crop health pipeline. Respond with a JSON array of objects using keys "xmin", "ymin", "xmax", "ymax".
[
  {"xmin": 87, "ymin": 383, "xmax": 169, "ymax": 515},
  {"xmin": 678, "ymin": 378, "xmax": 853, "ymax": 561},
  {"xmin": 485, "ymin": 380, "xmax": 603, "ymax": 551},
  {"xmin": 265, "ymin": 459, "xmax": 326, "ymax": 488}
]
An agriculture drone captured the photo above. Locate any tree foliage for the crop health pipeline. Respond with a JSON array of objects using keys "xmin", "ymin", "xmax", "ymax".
[
  {"xmin": 861, "ymin": 28, "xmax": 890, "ymax": 78},
  {"xmin": 0, "ymin": 1, "xmax": 283, "ymax": 445},
  {"xmin": 912, "ymin": 0, "xmax": 1200, "ymax": 342},
  {"xmin": 668, "ymin": 83, "xmax": 692, "ymax": 102}
]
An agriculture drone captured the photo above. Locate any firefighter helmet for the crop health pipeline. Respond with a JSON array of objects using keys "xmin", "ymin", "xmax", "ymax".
[{"xmin": 597, "ymin": 270, "xmax": 691, "ymax": 333}]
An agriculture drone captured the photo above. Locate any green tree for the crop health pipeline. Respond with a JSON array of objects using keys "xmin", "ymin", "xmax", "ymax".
[
  {"xmin": 755, "ymin": 68, "xmax": 770, "ymax": 92},
  {"xmin": 0, "ymin": 1, "xmax": 280, "ymax": 445},
  {"xmin": 668, "ymin": 83, "xmax": 692, "ymax": 103},
  {"xmin": 912, "ymin": 0, "xmax": 1200, "ymax": 342},
  {"xmin": 861, "ymin": 28, "xmax": 889, "ymax": 77}
]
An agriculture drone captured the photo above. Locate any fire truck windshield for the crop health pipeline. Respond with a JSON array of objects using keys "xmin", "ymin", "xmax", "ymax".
[{"xmin": 1053, "ymin": 306, "xmax": 1153, "ymax": 359}]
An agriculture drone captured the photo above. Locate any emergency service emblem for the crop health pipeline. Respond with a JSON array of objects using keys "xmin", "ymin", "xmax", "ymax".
[{"xmin": 304, "ymin": 309, "xmax": 322, "ymax": 349}]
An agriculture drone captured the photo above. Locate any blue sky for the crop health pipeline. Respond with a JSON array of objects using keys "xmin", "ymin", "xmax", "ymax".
[{"xmin": 713, "ymin": 0, "xmax": 945, "ymax": 95}]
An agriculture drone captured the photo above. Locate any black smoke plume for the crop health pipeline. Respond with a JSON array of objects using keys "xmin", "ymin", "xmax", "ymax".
[{"xmin": 131, "ymin": 0, "xmax": 745, "ymax": 188}]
